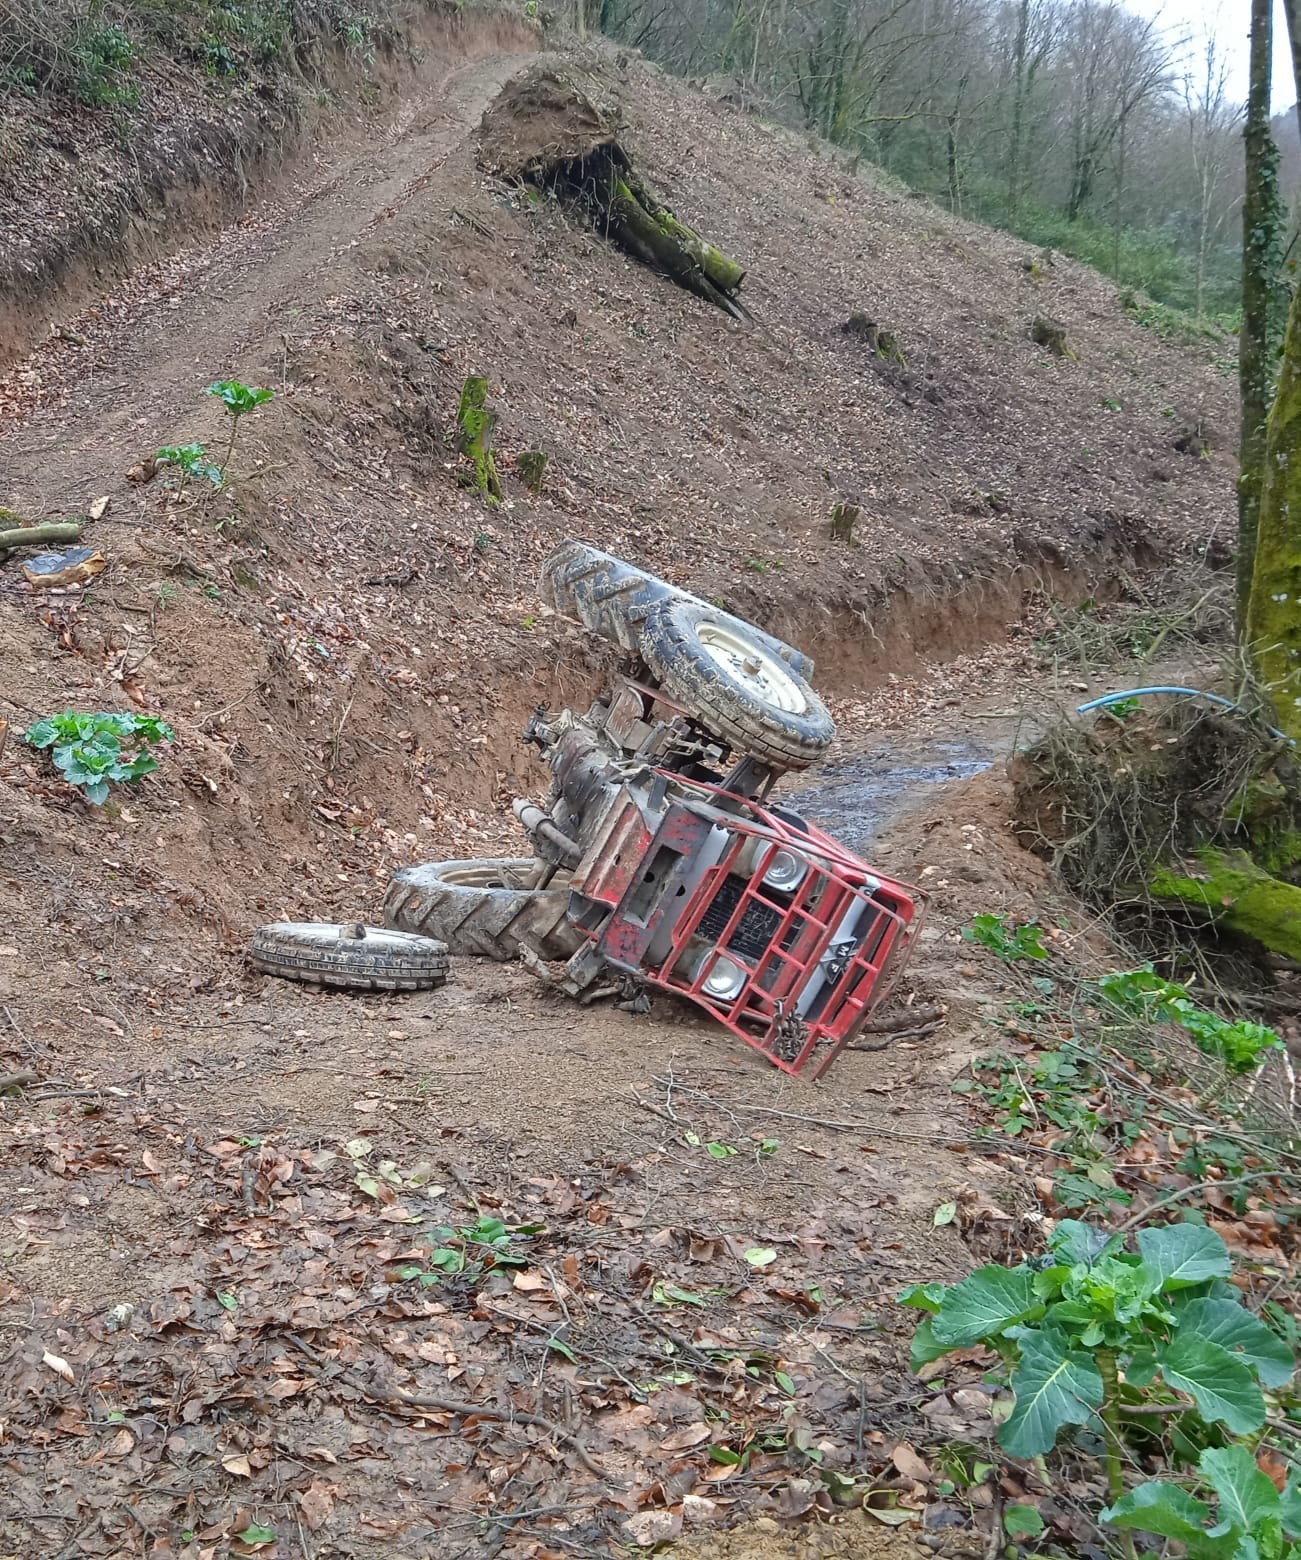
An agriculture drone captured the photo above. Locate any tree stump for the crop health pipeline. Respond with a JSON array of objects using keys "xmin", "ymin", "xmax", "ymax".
[
  {"xmin": 518, "ymin": 451, "xmax": 548, "ymax": 493},
  {"xmin": 830, "ymin": 503, "xmax": 860, "ymax": 544},
  {"xmin": 457, "ymin": 376, "xmax": 501, "ymax": 501},
  {"xmin": 1030, "ymin": 317, "xmax": 1076, "ymax": 360}
]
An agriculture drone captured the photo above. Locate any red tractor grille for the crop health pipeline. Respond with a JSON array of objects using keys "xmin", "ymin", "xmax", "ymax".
[{"xmin": 585, "ymin": 777, "xmax": 926, "ymax": 1079}]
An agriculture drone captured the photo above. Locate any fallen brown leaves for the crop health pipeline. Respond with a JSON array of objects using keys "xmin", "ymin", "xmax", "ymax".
[{"xmin": 2, "ymin": 1086, "xmax": 970, "ymax": 1557}]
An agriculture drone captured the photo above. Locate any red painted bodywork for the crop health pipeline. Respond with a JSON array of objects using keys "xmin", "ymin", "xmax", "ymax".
[{"xmin": 570, "ymin": 773, "xmax": 926, "ymax": 1079}]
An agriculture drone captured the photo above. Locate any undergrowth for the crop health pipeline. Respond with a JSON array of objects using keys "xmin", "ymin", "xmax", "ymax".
[{"xmin": 0, "ymin": 0, "xmax": 387, "ymax": 104}]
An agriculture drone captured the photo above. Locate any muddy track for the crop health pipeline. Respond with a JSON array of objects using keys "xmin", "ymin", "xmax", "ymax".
[{"xmin": 0, "ymin": 43, "xmax": 535, "ymax": 513}]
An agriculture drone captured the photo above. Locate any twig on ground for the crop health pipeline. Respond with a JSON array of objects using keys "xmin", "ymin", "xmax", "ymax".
[{"xmin": 284, "ymin": 1331, "xmax": 609, "ymax": 1480}]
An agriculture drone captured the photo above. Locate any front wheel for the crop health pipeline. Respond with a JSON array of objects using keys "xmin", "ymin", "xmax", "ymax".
[{"xmin": 639, "ymin": 598, "xmax": 836, "ymax": 770}]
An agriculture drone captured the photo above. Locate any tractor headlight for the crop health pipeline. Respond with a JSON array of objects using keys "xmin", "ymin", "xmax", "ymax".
[
  {"xmin": 702, "ymin": 954, "xmax": 748, "ymax": 1002},
  {"xmin": 762, "ymin": 848, "xmax": 806, "ymax": 894}
]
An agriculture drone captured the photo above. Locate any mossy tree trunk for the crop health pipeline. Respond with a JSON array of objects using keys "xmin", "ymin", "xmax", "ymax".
[
  {"xmin": 1240, "ymin": 0, "xmax": 1285, "ymax": 630},
  {"xmin": 1245, "ymin": 282, "xmax": 1301, "ymax": 743},
  {"xmin": 1151, "ymin": 847, "xmax": 1301, "ymax": 961}
]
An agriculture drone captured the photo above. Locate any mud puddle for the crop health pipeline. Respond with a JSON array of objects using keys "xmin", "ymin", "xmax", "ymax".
[{"xmin": 789, "ymin": 739, "xmax": 991, "ymax": 851}]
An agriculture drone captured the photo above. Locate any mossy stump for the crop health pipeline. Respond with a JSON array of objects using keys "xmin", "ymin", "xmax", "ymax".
[
  {"xmin": 457, "ymin": 376, "xmax": 501, "ymax": 501},
  {"xmin": 829, "ymin": 503, "xmax": 860, "ymax": 543},
  {"xmin": 1031, "ymin": 317, "xmax": 1076, "ymax": 359},
  {"xmin": 517, "ymin": 450, "xmax": 548, "ymax": 494}
]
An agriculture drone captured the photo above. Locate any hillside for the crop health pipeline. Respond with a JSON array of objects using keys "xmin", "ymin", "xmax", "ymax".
[{"xmin": 0, "ymin": 12, "xmax": 1240, "ymax": 1558}]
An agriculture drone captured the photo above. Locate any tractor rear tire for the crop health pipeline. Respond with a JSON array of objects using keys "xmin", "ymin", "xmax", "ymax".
[
  {"xmin": 540, "ymin": 541, "xmax": 814, "ymax": 680},
  {"xmin": 249, "ymin": 922, "xmax": 449, "ymax": 991},
  {"xmin": 639, "ymin": 597, "xmax": 835, "ymax": 770},
  {"xmin": 382, "ymin": 858, "xmax": 582, "ymax": 963}
]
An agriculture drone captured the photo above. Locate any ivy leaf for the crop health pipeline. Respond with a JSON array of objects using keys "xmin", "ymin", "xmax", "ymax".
[
  {"xmin": 1138, "ymin": 1224, "xmax": 1231, "ymax": 1290},
  {"xmin": 1175, "ymin": 1297, "xmax": 1296, "ymax": 1389},
  {"xmin": 1102, "ymin": 1482, "xmax": 1227, "ymax": 1555},
  {"xmin": 931, "ymin": 1264, "xmax": 1039, "ymax": 1346},
  {"xmin": 1156, "ymin": 1334, "xmax": 1267, "ymax": 1434},
  {"xmin": 1000, "ymin": 1328, "xmax": 1102, "ymax": 1457},
  {"xmin": 1201, "ymin": 1445, "xmax": 1282, "ymax": 1536},
  {"xmin": 1004, "ymin": 1505, "xmax": 1045, "ymax": 1539}
]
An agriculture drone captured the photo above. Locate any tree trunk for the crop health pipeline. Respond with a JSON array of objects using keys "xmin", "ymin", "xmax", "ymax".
[
  {"xmin": 1151, "ymin": 848, "xmax": 1301, "ymax": 962},
  {"xmin": 1006, "ymin": 0, "xmax": 1030, "ymax": 220},
  {"xmin": 1111, "ymin": 116, "xmax": 1127, "ymax": 282},
  {"xmin": 1241, "ymin": 0, "xmax": 1284, "ymax": 629}
]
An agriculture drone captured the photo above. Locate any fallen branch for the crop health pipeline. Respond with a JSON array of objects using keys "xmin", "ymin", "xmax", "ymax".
[
  {"xmin": 0, "ymin": 1069, "xmax": 40, "ymax": 1090},
  {"xmin": 283, "ymin": 1332, "xmax": 608, "ymax": 1480},
  {"xmin": 0, "ymin": 522, "xmax": 82, "ymax": 554}
]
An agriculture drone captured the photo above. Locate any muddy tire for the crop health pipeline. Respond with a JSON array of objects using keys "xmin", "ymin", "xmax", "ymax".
[
  {"xmin": 382, "ymin": 858, "xmax": 582, "ymax": 963},
  {"xmin": 639, "ymin": 598, "xmax": 835, "ymax": 769},
  {"xmin": 249, "ymin": 922, "xmax": 449, "ymax": 991},
  {"xmin": 540, "ymin": 540, "xmax": 814, "ymax": 680}
]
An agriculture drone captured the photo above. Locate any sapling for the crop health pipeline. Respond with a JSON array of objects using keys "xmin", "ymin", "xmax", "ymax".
[
  {"xmin": 156, "ymin": 443, "xmax": 222, "ymax": 492},
  {"xmin": 902, "ymin": 1220, "xmax": 1293, "ymax": 1502},
  {"xmin": 205, "ymin": 380, "xmax": 275, "ymax": 485}
]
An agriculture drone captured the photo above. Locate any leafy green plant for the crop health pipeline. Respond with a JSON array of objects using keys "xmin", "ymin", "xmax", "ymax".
[
  {"xmin": 902, "ymin": 1220, "xmax": 1292, "ymax": 1499},
  {"xmin": 1104, "ymin": 1443, "xmax": 1301, "ymax": 1559},
  {"xmin": 963, "ymin": 913, "xmax": 1049, "ymax": 962},
  {"xmin": 24, "ymin": 712, "xmax": 175, "ymax": 805},
  {"xmin": 156, "ymin": 443, "xmax": 222, "ymax": 491},
  {"xmin": 1100, "ymin": 967, "xmax": 1283, "ymax": 1075},
  {"xmin": 396, "ymin": 1215, "xmax": 538, "ymax": 1286},
  {"xmin": 205, "ymin": 380, "xmax": 275, "ymax": 483}
]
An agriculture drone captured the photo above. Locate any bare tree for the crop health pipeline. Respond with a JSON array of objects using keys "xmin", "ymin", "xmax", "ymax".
[{"xmin": 1182, "ymin": 36, "xmax": 1242, "ymax": 318}]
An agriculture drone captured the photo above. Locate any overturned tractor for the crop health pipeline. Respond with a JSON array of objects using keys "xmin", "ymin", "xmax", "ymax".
[{"xmin": 384, "ymin": 543, "xmax": 926, "ymax": 1079}]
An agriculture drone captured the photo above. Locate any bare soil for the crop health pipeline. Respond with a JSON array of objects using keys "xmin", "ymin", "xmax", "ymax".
[{"xmin": 0, "ymin": 14, "xmax": 1236, "ymax": 1558}]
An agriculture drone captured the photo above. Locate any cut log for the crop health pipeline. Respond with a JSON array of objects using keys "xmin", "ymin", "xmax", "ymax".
[{"xmin": 0, "ymin": 521, "xmax": 82, "ymax": 554}]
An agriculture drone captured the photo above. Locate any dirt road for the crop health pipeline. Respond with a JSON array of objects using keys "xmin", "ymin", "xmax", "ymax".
[{"xmin": 0, "ymin": 38, "xmax": 531, "ymax": 513}]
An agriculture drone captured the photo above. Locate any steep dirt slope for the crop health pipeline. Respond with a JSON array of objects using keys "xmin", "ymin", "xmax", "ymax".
[{"xmin": 0, "ymin": 26, "xmax": 1238, "ymax": 1559}]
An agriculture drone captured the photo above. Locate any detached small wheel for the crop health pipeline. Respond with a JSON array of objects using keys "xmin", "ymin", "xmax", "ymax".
[
  {"xmin": 639, "ymin": 597, "xmax": 836, "ymax": 770},
  {"xmin": 248, "ymin": 922, "xmax": 449, "ymax": 991}
]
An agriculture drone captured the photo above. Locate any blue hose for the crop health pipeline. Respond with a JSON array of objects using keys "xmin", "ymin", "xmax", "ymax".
[{"xmin": 1076, "ymin": 685, "xmax": 1293, "ymax": 746}]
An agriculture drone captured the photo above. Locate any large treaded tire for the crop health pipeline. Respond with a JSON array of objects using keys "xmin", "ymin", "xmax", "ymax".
[
  {"xmin": 382, "ymin": 858, "xmax": 582, "ymax": 963},
  {"xmin": 639, "ymin": 597, "xmax": 836, "ymax": 769},
  {"xmin": 249, "ymin": 923, "xmax": 449, "ymax": 991},
  {"xmin": 540, "ymin": 541, "xmax": 815, "ymax": 680}
]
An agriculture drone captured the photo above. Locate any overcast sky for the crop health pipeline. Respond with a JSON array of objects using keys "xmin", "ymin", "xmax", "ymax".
[{"xmin": 1123, "ymin": 0, "xmax": 1294, "ymax": 112}]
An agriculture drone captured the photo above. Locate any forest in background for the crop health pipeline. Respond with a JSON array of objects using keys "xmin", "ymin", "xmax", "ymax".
[{"xmin": 587, "ymin": 0, "xmax": 1273, "ymax": 325}]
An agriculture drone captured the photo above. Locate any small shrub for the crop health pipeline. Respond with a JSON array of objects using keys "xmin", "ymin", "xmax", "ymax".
[
  {"xmin": 962, "ymin": 912, "xmax": 1049, "ymax": 962},
  {"xmin": 901, "ymin": 1220, "xmax": 1291, "ymax": 1489},
  {"xmin": 395, "ymin": 1215, "xmax": 540, "ymax": 1286},
  {"xmin": 205, "ymin": 380, "xmax": 275, "ymax": 484},
  {"xmin": 24, "ymin": 712, "xmax": 175, "ymax": 805},
  {"xmin": 1104, "ymin": 1443, "xmax": 1301, "ymax": 1557},
  {"xmin": 1099, "ymin": 966, "xmax": 1283, "ymax": 1075},
  {"xmin": 156, "ymin": 443, "xmax": 222, "ymax": 490}
]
